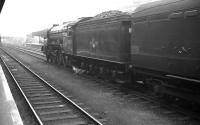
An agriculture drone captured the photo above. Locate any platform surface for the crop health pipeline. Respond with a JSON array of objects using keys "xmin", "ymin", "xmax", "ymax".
[{"xmin": 0, "ymin": 64, "xmax": 23, "ymax": 125}]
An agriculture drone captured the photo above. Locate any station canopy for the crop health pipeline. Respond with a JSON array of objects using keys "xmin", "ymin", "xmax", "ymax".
[{"xmin": 31, "ymin": 29, "xmax": 49, "ymax": 38}]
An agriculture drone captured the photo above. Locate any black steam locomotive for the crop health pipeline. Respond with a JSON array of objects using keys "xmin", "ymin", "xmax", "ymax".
[{"xmin": 42, "ymin": 0, "xmax": 200, "ymax": 103}]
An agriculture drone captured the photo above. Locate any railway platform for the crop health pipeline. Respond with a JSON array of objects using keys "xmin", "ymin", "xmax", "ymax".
[{"xmin": 0, "ymin": 64, "xmax": 23, "ymax": 125}]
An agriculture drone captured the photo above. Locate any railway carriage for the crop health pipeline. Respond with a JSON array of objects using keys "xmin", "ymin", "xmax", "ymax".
[{"xmin": 130, "ymin": 0, "xmax": 200, "ymax": 102}]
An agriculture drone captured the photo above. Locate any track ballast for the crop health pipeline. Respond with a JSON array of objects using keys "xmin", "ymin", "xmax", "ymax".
[{"xmin": 0, "ymin": 48, "xmax": 103, "ymax": 125}]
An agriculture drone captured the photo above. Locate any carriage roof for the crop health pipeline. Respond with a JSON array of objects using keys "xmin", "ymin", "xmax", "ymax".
[{"xmin": 132, "ymin": 0, "xmax": 200, "ymax": 18}]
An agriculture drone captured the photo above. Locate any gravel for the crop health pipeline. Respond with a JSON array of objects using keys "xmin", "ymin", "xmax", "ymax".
[{"xmin": 5, "ymin": 47, "xmax": 200, "ymax": 125}]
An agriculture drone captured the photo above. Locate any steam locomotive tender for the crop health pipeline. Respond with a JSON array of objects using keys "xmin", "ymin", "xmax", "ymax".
[
  {"xmin": 43, "ymin": 13, "xmax": 131, "ymax": 81},
  {"xmin": 43, "ymin": 0, "xmax": 200, "ymax": 103}
]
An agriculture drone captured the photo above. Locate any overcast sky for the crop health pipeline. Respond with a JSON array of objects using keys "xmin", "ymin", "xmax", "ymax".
[{"xmin": 0, "ymin": 0, "xmax": 160, "ymax": 37}]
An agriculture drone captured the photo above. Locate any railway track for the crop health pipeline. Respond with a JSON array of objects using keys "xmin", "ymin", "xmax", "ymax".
[
  {"xmin": 18, "ymin": 47, "xmax": 44, "ymax": 56},
  {"xmin": 24, "ymin": 46, "xmax": 42, "ymax": 52},
  {"xmin": 100, "ymin": 84, "xmax": 200, "ymax": 124},
  {"xmin": 76, "ymin": 73, "xmax": 200, "ymax": 124},
  {"xmin": 7, "ymin": 45, "xmax": 46, "ymax": 61},
  {"xmin": 0, "ymin": 48, "xmax": 104, "ymax": 125},
  {"xmin": 4, "ymin": 45, "xmax": 200, "ymax": 124}
]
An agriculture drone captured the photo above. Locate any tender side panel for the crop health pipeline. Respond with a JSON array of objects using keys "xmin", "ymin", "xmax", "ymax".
[{"xmin": 75, "ymin": 20, "xmax": 131, "ymax": 63}]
